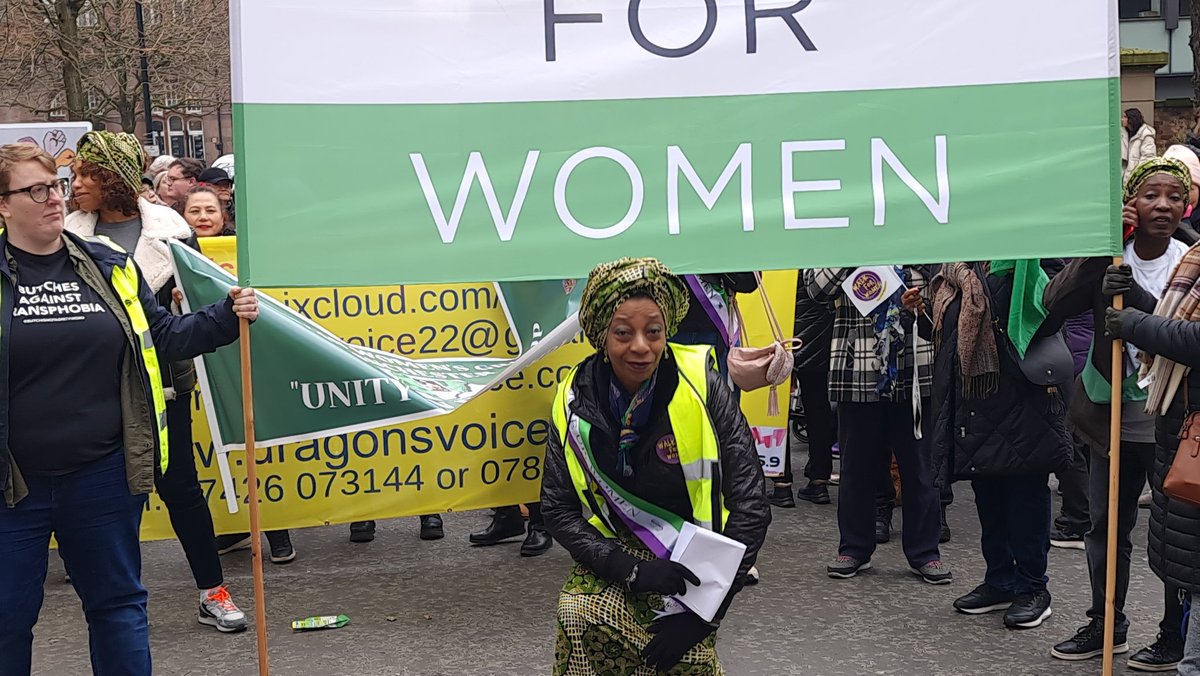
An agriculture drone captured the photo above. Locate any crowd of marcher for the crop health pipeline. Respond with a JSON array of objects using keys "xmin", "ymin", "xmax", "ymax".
[{"xmin": 1, "ymin": 106, "xmax": 1200, "ymax": 676}]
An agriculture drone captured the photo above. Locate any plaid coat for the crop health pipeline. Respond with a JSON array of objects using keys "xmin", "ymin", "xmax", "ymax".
[{"xmin": 803, "ymin": 266, "xmax": 936, "ymax": 403}]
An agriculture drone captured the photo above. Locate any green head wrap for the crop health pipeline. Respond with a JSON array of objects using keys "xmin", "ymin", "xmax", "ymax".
[
  {"xmin": 578, "ymin": 257, "xmax": 690, "ymax": 353},
  {"xmin": 1123, "ymin": 156, "xmax": 1191, "ymax": 204},
  {"xmin": 76, "ymin": 131, "xmax": 146, "ymax": 196}
]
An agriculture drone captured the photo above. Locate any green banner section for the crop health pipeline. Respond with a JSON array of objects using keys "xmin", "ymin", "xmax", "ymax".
[
  {"xmin": 235, "ymin": 79, "xmax": 1120, "ymax": 287},
  {"xmin": 172, "ymin": 242, "xmax": 582, "ymax": 450}
]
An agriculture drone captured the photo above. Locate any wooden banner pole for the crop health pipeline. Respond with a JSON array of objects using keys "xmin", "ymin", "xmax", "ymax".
[
  {"xmin": 240, "ymin": 317, "xmax": 270, "ymax": 676},
  {"xmin": 1102, "ymin": 256, "xmax": 1125, "ymax": 676}
]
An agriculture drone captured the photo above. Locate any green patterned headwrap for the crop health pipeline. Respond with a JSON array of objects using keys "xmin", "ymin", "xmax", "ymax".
[
  {"xmin": 76, "ymin": 131, "xmax": 146, "ymax": 195},
  {"xmin": 1124, "ymin": 156, "xmax": 1191, "ymax": 204},
  {"xmin": 578, "ymin": 257, "xmax": 690, "ymax": 352}
]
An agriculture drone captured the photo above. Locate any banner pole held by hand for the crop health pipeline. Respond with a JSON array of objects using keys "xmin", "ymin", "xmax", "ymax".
[
  {"xmin": 1102, "ymin": 256, "xmax": 1124, "ymax": 676},
  {"xmin": 240, "ymin": 317, "xmax": 271, "ymax": 676}
]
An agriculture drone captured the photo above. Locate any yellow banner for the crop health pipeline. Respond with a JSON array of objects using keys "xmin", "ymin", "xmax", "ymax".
[{"xmin": 140, "ymin": 238, "xmax": 794, "ymax": 539}]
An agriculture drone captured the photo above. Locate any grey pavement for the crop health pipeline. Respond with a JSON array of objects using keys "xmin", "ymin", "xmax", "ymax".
[{"xmin": 32, "ymin": 449, "xmax": 1166, "ymax": 676}]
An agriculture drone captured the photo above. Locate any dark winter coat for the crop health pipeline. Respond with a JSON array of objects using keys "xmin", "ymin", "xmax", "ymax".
[
  {"xmin": 0, "ymin": 231, "xmax": 241, "ymax": 507},
  {"xmin": 541, "ymin": 348, "xmax": 771, "ymax": 622},
  {"xmin": 676, "ymin": 273, "xmax": 758, "ymax": 337},
  {"xmin": 930, "ymin": 265, "xmax": 1072, "ymax": 483},
  {"xmin": 792, "ymin": 278, "xmax": 834, "ymax": 372},
  {"xmin": 1116, "ymin": 310, "xmax": 1200, "ymax": 593},
  {"xmin": 1042, "ymin": 256, "xmax": 1160, "ymax": 452}
]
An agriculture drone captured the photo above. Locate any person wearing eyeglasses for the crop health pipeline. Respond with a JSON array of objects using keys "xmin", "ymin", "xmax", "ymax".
[
  {"xmin": 0, "ymin": 142, "xmax": 259, "ymax": 676},
  {"xmin": 160, "ymin": 157, "xmax": 204, "ymax": 209}
]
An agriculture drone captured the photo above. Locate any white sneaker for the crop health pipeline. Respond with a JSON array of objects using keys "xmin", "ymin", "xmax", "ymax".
[
  {"xmin": 199, "ymin": 586, "xmax": 248, "ymax": 633},
  {"xmin": 744, "ymin": 565, "xmax": 760, "ymax": 586}
]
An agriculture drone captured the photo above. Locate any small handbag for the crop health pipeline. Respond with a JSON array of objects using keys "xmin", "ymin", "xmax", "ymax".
[
  {"xmin": 1164, "ymin": 407, "xmax": 1200, "ymax": 508},
  {"xmin": 974, "ymin": 263, "xmax": 1073, "ymax": 388},
  {"xmin": 728, "ymin": 272, "xmax": 802, "ymax": 415},
  {"xmin": 1010, "ymin": 331, "xmax": 1074, "ymax": 387}
]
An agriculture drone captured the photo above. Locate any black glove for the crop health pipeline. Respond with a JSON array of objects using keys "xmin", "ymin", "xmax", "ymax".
[
  {"xmin": 1104, "ymin": 306, "xmax": 1137, "ymax": 339},
  {"xmin": 627, "ymin": 560, "xmax": 700, "ymax": 596},
  {"xmin": 1102, "ymin": 264, "xmax": 1135, "ymax": 298},
  {"xmin": 642, "ymin": 612, "xmax": 717, "ymax": 671}
]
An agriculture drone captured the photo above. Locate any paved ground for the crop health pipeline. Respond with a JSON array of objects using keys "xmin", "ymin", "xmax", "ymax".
[{"xmin": 32, "ymin": 448, "xmax": 1167, "ymax": 676}]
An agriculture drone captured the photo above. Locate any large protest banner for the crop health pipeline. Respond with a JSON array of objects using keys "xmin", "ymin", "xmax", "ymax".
[
  {"xmin": 230, "ymin": 0, "xmax": 1120, "ymax": 287},
  {"xmin": 139, "ymin": 240, "xmax": 795, "ymax": 539}
]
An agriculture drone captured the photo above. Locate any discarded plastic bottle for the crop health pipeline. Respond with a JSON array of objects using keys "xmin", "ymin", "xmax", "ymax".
[{"xmin": 291, "ymin": 614, "xmax": 350, "ymax": 631}]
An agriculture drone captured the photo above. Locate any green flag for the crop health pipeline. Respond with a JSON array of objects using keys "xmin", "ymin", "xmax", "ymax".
[{"xmin": 170, "ymin": 241, "xmax": 583, "ymax": 451}]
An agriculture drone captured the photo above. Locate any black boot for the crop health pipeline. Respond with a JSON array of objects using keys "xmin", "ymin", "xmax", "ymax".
[
  {"xmin": 469, "ymin": 506, "xmax": 525, "ymax": 545},
  {"xmin": 419, "ymin": 514, "xmax": 444, "ymax": 540},
  {"xmin": 939, "ymin": 507, "xmax": 952, "ymax": 544},
  {"xmin": 520, "ymin": 526, "xmax": 553, "ymax": 556},
  {"xmin": 768, "ymin": 483, "xmax": 796, "ymax": 508},
  {"xmin": 266, "ymin": 530, "xmax": 296, "ymax": 564},
  {"xmin": 520, "ymin": 503, "xmax": 551, "ymax": 556},
  {"xmin": 875, "ymin": 506, "xmax": 893, "ymax": 544},
  {"xmin": 797, "ymin": 481, "xmax": 831, "ymax": 505},
  {"xmin": 349, "ymin": 520, "xmax": 376, "ymax": 543}
]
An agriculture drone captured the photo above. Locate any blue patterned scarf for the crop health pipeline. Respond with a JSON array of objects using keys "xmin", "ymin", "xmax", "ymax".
[
  {"xmin": 872, "ymin": 266, "xmax": 907, "ymax": 398},
  {"xmin": 608, "ymin": 369, "xmax": 658, "ymax": 477}
]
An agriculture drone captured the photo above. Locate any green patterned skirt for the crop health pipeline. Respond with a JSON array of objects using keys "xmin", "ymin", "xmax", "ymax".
[{"xmin": 553, "ymin": 535, "xmax": 722, "ymax": 676}]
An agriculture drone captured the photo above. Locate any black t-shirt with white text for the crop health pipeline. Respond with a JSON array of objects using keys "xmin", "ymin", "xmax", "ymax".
[{"xmin": 7, "ymin": 244, "xmax": 126, "ymax": 475}]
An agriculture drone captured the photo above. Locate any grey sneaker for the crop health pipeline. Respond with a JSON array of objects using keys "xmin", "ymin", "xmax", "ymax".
[
  {"xmin": 827, "ymin": 556, "xmax": 871, "ymax": 579},
  {"xmin": 911, "ymin": 559, "xmax": 954, "ymax": 585},
  {"xmin": 198, "ymin": 586, "xmax": 247, "ymax": 633}
]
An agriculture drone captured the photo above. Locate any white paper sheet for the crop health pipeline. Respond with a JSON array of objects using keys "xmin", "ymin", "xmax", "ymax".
[
  {"xmin": 669, "ymin": 522, "xmax": 747, "ymax": 623},
  {"xmin": 841, "ymin": 266, "xmax": 904, "ymax": 317}
]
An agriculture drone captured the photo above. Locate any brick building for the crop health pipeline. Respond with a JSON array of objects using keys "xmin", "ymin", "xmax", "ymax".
[{"xmin": 0, "ymin": 0, "xmax": 232, "ymax": 164}]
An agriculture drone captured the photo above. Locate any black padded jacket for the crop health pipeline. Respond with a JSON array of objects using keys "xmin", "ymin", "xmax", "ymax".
[
  {"xmin": 1117, "ymin": 310, "xmax": 1200, "ymax": 593},
  {"xmin": 540, "ymin": 349, "xmax": 771, "ymax": 623}
]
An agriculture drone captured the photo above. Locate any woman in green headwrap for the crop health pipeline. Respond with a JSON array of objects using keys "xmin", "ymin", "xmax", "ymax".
[
  {"xmin": 65, "ymin": 131, "xmax": 262, "ymax": 633},
  {"xmin": 541, "ymin": 258, "xmax": 770, "ymax": 675},
  {"xmin": 1042, "ymin": 156, "xmax": 1194, "ymax": 668}
]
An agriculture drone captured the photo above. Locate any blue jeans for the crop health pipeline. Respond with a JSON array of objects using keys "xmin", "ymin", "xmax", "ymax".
[
  {"xmin": 1181, "ymin": 599, "xmax": 1199, "ymax": 676},
  {"xmin": 972, "ymin": 474, "xmax": 1051, "ymax": 595},
  {"xmin": 0, "ymin": 451, "xmax": 150, "ymax": 676}
]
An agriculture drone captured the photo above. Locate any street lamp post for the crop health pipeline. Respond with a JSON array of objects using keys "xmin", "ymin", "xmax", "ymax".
[{"xmin": 135, "ymin": 1, "xmax": 155, "ymax": 153}]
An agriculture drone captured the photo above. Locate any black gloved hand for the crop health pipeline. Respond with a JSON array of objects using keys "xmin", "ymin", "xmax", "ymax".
[
  {"xmin": 1102, "ymin": 264, "xmax": 1135, "ymax": 298},
  {"xmin": 1104, "ymin": 306, "xmax": 1137, "ymax": 339},
  {"xmin": 628, "ymin": 560, "xmax": 700, "ymax": 596},
  {"xmin": 642, "ymin": 612, "xmax": 717, "ymax": 671}
]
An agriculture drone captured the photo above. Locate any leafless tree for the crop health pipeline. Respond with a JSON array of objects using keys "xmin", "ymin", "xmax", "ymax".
[{"xmin": 0, "ymin": 0, "xmax": 231, "ymax": 133}]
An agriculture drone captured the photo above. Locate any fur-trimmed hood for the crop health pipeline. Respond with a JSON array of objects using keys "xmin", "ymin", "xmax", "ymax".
[{"xmin": 64, "ymin": 197, "xmax": 192, "ymax": 293}]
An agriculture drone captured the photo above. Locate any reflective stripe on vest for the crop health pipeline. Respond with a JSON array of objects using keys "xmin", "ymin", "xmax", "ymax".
[
  {"xmin": 108, "ymin": 258, "xmax": 170, "ymax": 475},
  {"xmin": 551, "ymin": 344, "xmax": 729, "ymax": 540}
]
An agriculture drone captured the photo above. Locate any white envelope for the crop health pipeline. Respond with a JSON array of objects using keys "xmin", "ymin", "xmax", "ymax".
[{"xmin": 668, "ymin": 522, "xmax": 747, "ymax": 623}]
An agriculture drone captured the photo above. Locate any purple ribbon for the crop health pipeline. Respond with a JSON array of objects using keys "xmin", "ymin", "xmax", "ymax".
[
  {"xmin": 684, "ymin": 275, "xmax": 738, "ymax": 347},
  {"xmin": 565, "ymin": 418, "xmax": 672, "ymax": 559}
]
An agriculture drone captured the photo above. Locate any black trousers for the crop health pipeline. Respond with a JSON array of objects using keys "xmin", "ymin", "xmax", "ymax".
[
  {"xmin": 875, "ymin": 400, "xmax": 952, "ymax": 516},
  {"xmin": 780, "ymin": 364, "xmax": 836, "ymax": 484},
  {"xmin": 495, "ymin": 504, "xmax": 544, "ymax": 528},
  {"xmin": 837, "ymin": 401, "xmax": 941, "ymax": 566},
  {"xmin": 974, "ymin": 474, "xmax": 1051, "ymax": 594},
  {"xmin": 156, "ymin": 393, "xmax": 223, "ymax": 590},
  {"xmin": 1085, "ymin": 441, "xmax": 1184, "ymax": 635},
  {"xmin": 1054, "ymin": 434, "xmax": 1091, "ymax": 535}
]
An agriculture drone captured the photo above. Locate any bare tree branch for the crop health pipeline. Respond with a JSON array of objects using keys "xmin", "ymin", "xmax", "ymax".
[{"xmin": 0, "ymin": 0, "xmax": 230, "ymax": 133}]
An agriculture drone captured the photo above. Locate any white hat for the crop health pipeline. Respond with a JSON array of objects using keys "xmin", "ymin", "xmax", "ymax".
[{"xmin": 1163, "ymin": 145, "xmax": 1200, "ymax": 187}]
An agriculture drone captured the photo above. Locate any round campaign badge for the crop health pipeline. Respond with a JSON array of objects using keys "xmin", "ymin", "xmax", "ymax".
[
  {"xmin": 656, "ymin": 435, "xmax": 680, "ymax": 464},
  {"xmin": 851, "ymin": 270, "xmax": 885, "ymax": 302}
]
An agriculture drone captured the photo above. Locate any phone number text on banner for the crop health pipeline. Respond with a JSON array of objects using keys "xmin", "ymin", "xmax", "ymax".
[{"xmin": 139, "ymin": 239, "xmax": 794, "ymax": 539}]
